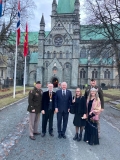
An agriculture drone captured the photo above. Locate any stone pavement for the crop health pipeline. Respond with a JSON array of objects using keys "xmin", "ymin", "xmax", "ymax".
[
  {"xmin": 110, "ymin": 99, "xmax": 120, "ymax": 106},
  {"xmin": 0, "ymin": 89, "xmax": 120, "ymax": 160}
]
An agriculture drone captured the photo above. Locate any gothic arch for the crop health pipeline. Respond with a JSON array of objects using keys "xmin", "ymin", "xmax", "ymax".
[
  {"xmin": 47, "ymin": 51, "xmax": 51, "ymax": 58},
  {"xmin": 50, "ymin": 76, "xmax": 60, "ymax": 87},
  {"xmin": 80, "ymin": 46, "xmax": 86, "ymax": 58},
  {"xmin": 64, "ymin": 62, "xmax": 72, "ymax": 69},
  {"xmin": 63, "ymin": 62, "xmax": 72, "ymax": 86},
  {"xmin": 44, "ymin": 61, "xmax": 49, "ymax": 68},
  {"xmin": 104, "ymin": 69, "xmax": 110, "ymax": 79},
  {"xmin": 53, "ymin": 51, "xmax": 56, "ymax": 58},
  {"xmin": 66, "ymin": 51, "xmax": 69, "ymax": 58},
  {"xmin": 59, "ymin": 51, "xmax": 62, "ymax": 58},
  {"xmin": 80, "ymin": 68, "xmax": 86, "ymax": 79},
  {"xmin": 92, "ymin": 69, "xmax": 98, "ymax": 79},
  {"xmin": 29, "ymin": 70, "xmax": 36, "ymax": 85}
]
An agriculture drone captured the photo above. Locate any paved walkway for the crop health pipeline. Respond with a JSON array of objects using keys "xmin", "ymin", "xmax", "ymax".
[{"xmin": 0, "ymin": 90, "xmax": 120, "ymax": 160}]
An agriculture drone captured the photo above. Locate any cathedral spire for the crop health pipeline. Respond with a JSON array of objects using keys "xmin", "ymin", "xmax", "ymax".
[
  {"xmin": 40, "ymin": 14, "xmax": 45, "ymax": 25},
  {"xmin": 73, "ymin": 0, "xmax": 80, "ymax": 39},
  {"xmin": 75, "ymin": 0, "xmax": 79, "ymax": 3},
  {"xmin": 40, "ymin": 14, "xmax": 45, "ymax": 33},
  {"xmin": 52, "ymin": 0, "xmax": 57, "ymax": 15},
  {"xmin": 52, "ymin": 0, "xmax": 57, "ymax": 4},
  {"xmin": 74, "ymin": 0, "xmax": 80, "ymax": 15}
]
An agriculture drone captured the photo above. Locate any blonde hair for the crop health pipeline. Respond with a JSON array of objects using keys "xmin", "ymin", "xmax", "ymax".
[
  {"xmin": 75, "ymin": 88, "xmax": 82, "ymax": 98},
  {"xmin": 87, "ymin": 91, "xmax": 101, "ymax": 111},
  {"xmin": 94, "ymin": 97, "xmax": 101, "ymax": 111},
  {"xmin": 87, "ymin": 90, "xmax": 98, "ymax": 102}
]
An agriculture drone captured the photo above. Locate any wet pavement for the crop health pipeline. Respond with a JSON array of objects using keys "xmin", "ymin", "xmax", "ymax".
[{"xmin": 0, "ymin": 89, "xmax": 120, "ymax": 160}]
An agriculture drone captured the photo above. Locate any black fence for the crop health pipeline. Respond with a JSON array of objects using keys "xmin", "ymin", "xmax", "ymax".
[{"xmin": 0, "ymin": 78, "xmax": 13, "ymax": 89}]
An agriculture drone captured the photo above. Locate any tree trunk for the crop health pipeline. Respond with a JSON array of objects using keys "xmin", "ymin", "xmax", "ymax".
[{"xmin": 112, "ymin": 42, "xmax": 120, "ymax": 85}]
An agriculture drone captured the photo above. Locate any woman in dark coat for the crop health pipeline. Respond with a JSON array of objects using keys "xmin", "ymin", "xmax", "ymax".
[
  {"xmin": 72, "ymin": 88, "xmax": 87, "ymax": 141},
  {"xmin": 84, "ymin": 87, "xmax": 101, "ymax": 145}
]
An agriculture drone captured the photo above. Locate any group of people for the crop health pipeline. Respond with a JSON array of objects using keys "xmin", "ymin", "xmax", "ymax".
[{"xmin": 27, "ymin": 79, "xmax": 104, "ymax": 145}]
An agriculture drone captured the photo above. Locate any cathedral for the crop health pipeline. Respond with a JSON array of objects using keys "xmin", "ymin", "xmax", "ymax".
[{"xmin": 28, "ymin": 0, "xmax": 118, "ymax": 88}]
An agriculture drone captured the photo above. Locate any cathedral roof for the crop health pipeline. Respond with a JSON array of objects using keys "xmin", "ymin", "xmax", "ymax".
[
  {"xmin": 80, "ymin": 25, "xmax": 107, "ymax": 40},
  {"xmin": 9, "ymin": 24, "xmax": 120, "ymax": 45},
  {"xmin": 79, "ymin": 58, "xmax": 113, "ymax": 65},
  {"xmin": 9, "ymin": 31, "xmax": 50, "ymax": 45},
  {"xmin": 57, "ymin": 0, "xmax": 75, "ymax": 14},
  {"xmin": 80, "ymin": 25, "xmax": 120, "ymax": 40},
  {"xmin": 29, "ymin": 52, "xmax": 38, "ymax": 64}
]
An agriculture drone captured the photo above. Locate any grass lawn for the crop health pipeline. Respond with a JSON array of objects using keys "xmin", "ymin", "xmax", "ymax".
[
  {"xmin": 0, "ymin": 87, "xmax": 32, "ymax": 109},
  {"xmin": 0, "ymin": 86, "xmax": 32, "ymax": 96},
  {"xmin": 116, "ymin": 104, "xmax": 120, "ymax": 110},
  {"xmin": 104, "ymin": 97, "xmax": 112, "ymax": 102},
  {"xmin": 103, "ymin": 89, "xmax": 120, "ymax": 96},
  {"xmin": 81, "ymin": 89, "xmax": 120, "ymax": 97},
  {"xmin": 0, "ymin": 93, "xmax": 29, "ymax": 109},
  {"xmin": 80, "ymin": 89, "xmax": 120, "ymax": 98}
]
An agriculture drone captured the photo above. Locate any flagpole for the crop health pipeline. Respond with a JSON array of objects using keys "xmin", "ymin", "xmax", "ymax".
[
  {"xmin": 23, "ymin": 22, "xmax": 28, "ymax": 95},
  {"xmin": 23, "ymin": 56, "xmax": 26, "ymax": 95},
  {"xmin": 13, "ymin": 31, "xmax": 18, "ymax": 98}
]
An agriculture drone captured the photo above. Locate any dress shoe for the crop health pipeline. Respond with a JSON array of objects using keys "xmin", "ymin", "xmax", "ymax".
[
  {"xmin": 62, "ymin": 134, "xmax": 66, "ymax": 139},
  {"xmin": 29, "ymin": 136, "xmax": 36, "ymax": 140},
  {"xmin": 58, "ymin": 134, "xmax": 62, "ymax": 139},
  {"xmin": 49, "ymin": 133, "xmax": 54, "ymax": 137},
  {"xmin": 34, "ymin": 132, "xmax": 41, "ymax": 135},
  {"xmin": 77, "ymin": 133, "xmax": 82, "ymax": 142},
  {"xmin": 73, "ymin": 133, "xmax": 78, "ymax": 141},
  {"xmin": 41, "ymin": 133, "xmax": 45, "ymax": 137}
]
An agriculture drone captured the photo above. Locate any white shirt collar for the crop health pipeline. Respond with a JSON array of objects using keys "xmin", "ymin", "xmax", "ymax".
[{"xmin": 62, "ymin": 90, "xmax": 66, "ymax": 93}]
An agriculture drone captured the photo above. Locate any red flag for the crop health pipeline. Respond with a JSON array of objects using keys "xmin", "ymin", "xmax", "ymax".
[
  {"xmin": 17, "ymin": 0, "xmax": 20, "ymax": 45},
  {"xmin": 24, "ymin": 23, "xmax": 28, "ymax": 57}
]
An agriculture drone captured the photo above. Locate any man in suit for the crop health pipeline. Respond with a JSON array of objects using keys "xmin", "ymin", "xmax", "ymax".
[
  {"xmin": 41, "ymin": 83, "xmax": 56, "ymax": 137},
  {"xmin": 27, "ymin": 81, "xmax": 42, "ymax": 140},
  {"xmin": 55, "ymin": 82, "xmax": 72, "ymax": 139}
]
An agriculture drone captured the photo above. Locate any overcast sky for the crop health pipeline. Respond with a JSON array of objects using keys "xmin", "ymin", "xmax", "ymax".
[{"xmin": 29, "ymin": 0, "xmax": 86, "ymax": 31}]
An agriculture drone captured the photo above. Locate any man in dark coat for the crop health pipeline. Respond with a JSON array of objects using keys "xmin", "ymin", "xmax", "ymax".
[
  {"xmin": 84, "ymin": 78, "xmax": 104, "ymax": 137},
  {"xmin": 41, "ymin": 83, "xmax": 56, "ymax": 137},
  {"xmin": 84, "ymin": 79, "xmax": 104, "ymax": 110},
  {"xmin": 55, "ymin": 82, "xmax": 72, "ymax": 139},
  {"xmin": 27, "ymin": 81, "xmax": 42, "ymax": 140}
]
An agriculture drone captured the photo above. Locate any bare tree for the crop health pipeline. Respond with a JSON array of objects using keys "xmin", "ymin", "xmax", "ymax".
[
  {"xmin": 0, "ymin": 0, "xmax": 36, "ymax": 49},
  {"xmin": 83, "ymin": 0, "xmax": 120, "ymax": 83},
  {"xmin": 0, "ymin": 0, "xmax": 36, "ymax": 84}
]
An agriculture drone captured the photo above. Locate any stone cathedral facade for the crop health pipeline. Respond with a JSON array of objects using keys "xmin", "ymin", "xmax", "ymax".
[{"xmin": 28, "ymin": 0, "xmax": 118, "ymax": 88}]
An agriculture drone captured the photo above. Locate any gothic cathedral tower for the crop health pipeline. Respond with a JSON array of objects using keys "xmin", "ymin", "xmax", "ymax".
[{"xmin": 38, "ymin": 0, "xmax": 80, "ymax": 87}]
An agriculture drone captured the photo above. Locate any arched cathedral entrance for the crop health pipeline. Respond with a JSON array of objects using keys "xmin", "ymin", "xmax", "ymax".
[{"xmin": 52, "ymin": 77, "xmax": 59, "ymax": 88}]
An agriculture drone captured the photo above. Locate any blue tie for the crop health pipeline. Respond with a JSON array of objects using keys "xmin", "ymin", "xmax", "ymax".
[{"xmin": 63, "ymin": 90, "xmax": 65, "ymax": 96}]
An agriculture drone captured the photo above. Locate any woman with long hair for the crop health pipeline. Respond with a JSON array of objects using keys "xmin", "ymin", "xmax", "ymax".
[
  {"xmin": 84, "ymin": 87, "xmax": 101, "ymax": 145},
  {"xmin": 72, "ymin": 88, "xmax": 87, "ymax": 141}
]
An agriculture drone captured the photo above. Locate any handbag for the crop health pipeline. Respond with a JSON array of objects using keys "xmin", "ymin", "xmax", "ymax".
[{"xmin": 70, "ymin": 103, "xmax": 75, "ymax": 114}]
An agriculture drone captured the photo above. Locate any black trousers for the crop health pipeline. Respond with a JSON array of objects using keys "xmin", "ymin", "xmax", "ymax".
[
  {"xmin": 42, "ymin": 110, "xmax": 54, "ymax": 134},
  {"xmin": 57, "ymin": 111, "xmax": 69, "ymax": 135}
]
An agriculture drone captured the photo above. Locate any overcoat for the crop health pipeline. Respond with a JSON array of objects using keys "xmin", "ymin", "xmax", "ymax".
[{"xmin": 27, "ymin": 87, "xmax": 42, "ymax": 113}]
